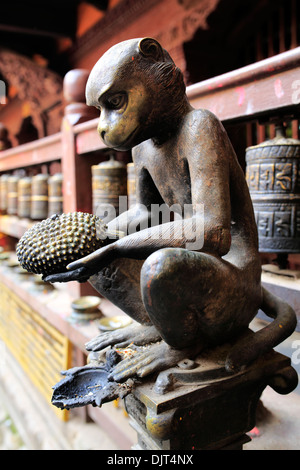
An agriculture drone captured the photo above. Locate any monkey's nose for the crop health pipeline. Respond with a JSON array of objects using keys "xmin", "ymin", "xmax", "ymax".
[{"xmin": 97, "ymin": 121, "xmax": 106, "ymax": 141}]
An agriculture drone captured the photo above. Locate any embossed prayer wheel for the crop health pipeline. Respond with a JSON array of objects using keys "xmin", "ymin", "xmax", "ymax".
[
  {"xmin": 0, "ymin": 174, "xmax": 9, "ymax": 212},
  {"xmin": 246, "ymin": 125, "xmax": 300, "ymax": 254},
  {"xmin": 92, "ymin": 155, "xmax": 127, "ymax": 219},
  {"xmin": 18, "ymin": 176, "xmax": 32, "ymax": 218},
  {"xmin": 127, "ymin": 162, "xmax": 137, "ymax": 208},
  {"xmin": 7, "ymin": 175, "xmax": 19, "ymax": 215},
  {"xmin": 31, "ymin": 174, "xmax": 49, "ymax": 220},
  {"xmin": 48, "ymin": 173, "xmax": 63, "ymax": 217}
]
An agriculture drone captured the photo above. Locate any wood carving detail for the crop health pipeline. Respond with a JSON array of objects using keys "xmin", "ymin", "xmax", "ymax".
[{"xmin": 0, "ymin": 49, "xmax": 63, "ymax": 136}]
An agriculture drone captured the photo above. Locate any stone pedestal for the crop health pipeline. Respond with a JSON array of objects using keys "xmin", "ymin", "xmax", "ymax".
[{"xmin": 124, "ymin": 342, "xmax": 298, "ymax": 450}]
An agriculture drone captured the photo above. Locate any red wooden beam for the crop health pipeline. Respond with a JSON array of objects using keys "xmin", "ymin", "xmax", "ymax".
[
  {"xmin": 187, "ymin": 47, "xmax": 300, "ymax": 123},
  {"xmin": 0, "ymin": 132, "xmax": 62, "ymax": 171}
]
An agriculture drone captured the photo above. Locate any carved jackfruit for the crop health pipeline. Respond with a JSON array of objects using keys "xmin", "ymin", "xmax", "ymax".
[{"xmin": 16, "ymin": 212, "xmax": 111, "ymax": 276}]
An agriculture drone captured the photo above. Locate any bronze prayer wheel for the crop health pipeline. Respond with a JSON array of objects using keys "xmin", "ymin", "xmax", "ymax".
[
  {"xmin": 0, "ymin": 174, "xmax": 9, "ymax": 212},
  {"xmin": 31, "ymin": 174, "xmax": 49, "ymax": 220},
  {"xmin": 127, "ymin": 162, "xmax": 136, "ymax": 208},
  {"xmin": 92, "ymin": 155, "xmax": 127, "ymax": 218},
  {"xmin": 48, "ymin": 173, "xmax": 63, "ymax": 217},
  {"xmin": 18, "ymin": 176, "xmax": 32, "ymax": 218},
  {"xmin": 7, "ymin": 175, "xmax": 20, "ymax": 215},
  {"xmin": 246, "ymin": 125, "xmax": 300, "ymax": 254}
]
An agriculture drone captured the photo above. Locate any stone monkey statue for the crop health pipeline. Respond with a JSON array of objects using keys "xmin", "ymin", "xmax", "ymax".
[{"xmin": 45, "ymin": 38, "xmax": 296, "ymax": 380}]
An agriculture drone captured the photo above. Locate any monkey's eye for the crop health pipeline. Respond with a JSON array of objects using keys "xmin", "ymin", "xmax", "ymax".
[{"xmin": 106, "ymin": 93, "xmax": 127, "ymax": 110}]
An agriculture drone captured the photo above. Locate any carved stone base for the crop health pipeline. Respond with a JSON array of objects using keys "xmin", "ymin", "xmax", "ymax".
[{"xmin": 124, "ymin": 345, "xmax": 298, "ymax": 450}]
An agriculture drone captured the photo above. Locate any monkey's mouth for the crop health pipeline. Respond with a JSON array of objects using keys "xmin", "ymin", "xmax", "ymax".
[{"xmin": 107, "ymin": 127, "xmax": 139, "ymax": 151}]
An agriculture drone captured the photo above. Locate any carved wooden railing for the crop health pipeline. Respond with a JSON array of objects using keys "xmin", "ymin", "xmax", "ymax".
[{"xmin": 187, "ymin": 46, "xmax": 300, "ymax": 125}]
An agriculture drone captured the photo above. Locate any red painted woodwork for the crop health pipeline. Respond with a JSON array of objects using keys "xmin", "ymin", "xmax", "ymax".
[{"xmin": 188, "ymin": 47, "xmax": 300, "ymax": 123}]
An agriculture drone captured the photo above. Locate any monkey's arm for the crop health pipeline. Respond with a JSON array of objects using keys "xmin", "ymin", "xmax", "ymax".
[
  {"xmin": 106, "ymin": 202, "xmax": 152, "ymax": 235},
  {"xmin": 67, "ymin": 114, "xmax": 233, "ymax": 272},
  {"xmin": 45, "ymin": 111, "xmax": 233, "ymax": 280},
  {"xmin": 67, "ymin": 217, "xmax": 198, "ymax": 268},
  {"xmin": 66, "ymin": 206, "xmax": 229, "ymax": 275}
]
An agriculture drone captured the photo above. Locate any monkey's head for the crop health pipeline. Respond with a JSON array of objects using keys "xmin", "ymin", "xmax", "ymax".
[{"xmin": 86, "ymin": 38, "xmax": 187, "ymax": 150}]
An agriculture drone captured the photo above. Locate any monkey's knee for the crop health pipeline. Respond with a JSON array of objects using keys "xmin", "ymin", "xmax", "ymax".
[
  {"xmin": 141, "ymin": 248, "xmax": 201, "ymax": 348},
  {"xmin": 141, "ymin": 248, "xmax": 185, "ymax": 293},
  {"xmin": 141, "ymin": 247, "xmax": 219, "ymax": 290}
]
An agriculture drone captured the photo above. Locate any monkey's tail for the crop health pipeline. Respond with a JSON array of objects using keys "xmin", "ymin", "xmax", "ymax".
[{"xmin": 225, "ymin": 287, "xmax": 297, "ymax": 373}]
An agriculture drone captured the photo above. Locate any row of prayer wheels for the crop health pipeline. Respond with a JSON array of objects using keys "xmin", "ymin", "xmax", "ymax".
[
  {"xmin": 0, "ymin": 158, "xmax": 136, "ymax": 221},
  {"xmin": 0, "ymin": 173, "xmax": 63, "ymax": 219}
]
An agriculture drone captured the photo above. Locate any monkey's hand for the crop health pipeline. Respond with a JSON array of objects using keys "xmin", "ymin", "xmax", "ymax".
[
  {"xmin": 43, "ymin": 243, "xmax": 116, "ymax": 284},
  {"xmin": 86, "ymin": 323, "xmax": 161, "ymax": 352},
  {"xmin": 42, "ymin": 266, "xmax": 93, "ymax": 283},
  {"xmin": 69, "ymin": 243, "xmax": 117, "ymax": 273}
]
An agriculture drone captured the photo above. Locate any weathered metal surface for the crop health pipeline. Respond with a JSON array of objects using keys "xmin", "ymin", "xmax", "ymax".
[
  {"xmin": 92, "ymin": 154, "xmax": 127, "ymax": 217},
  {"xmin": 30, "ymin": 174, "xmax": 49, "ymax": 220},
  {"xmin": 246, "ymin": 125, "xmax": 300, "ymax": 254},
  {"xmin": 16, "ymin": 212, "xmax": 114, "ymax": 276},
  {"xmin": 125, "ymin": 340, "xmax": 297, "ymax": 450},
  {"xmin": 48, "ymin": 173, "xmax": 63, "ymax": 217},
  {"xmin": 51, "ymin": 332, "xmax": 298, "ymax": 449},
  {"xmin": 6, "ymin": 175, "xmax": 19, "ymax": 215},
  {"xmin": 17, "ymin": 176, "xmax": 32, "ymax": 218},
  {"xmin": 51, "ymin": 349, "xmax": 134, "ymax": 409},
  {"xmin": 0, "ymin": 174, "xmax": 8, "ymax": 212}
]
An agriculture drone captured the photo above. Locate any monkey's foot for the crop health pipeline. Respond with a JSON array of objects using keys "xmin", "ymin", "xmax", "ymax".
[
  {"xmin": 109, "ymin": 340, "xmax": 201, "ymax": 382},
  {"xmin": 85, "ymin": 323, "xmax": 161, "ymax": 352}
]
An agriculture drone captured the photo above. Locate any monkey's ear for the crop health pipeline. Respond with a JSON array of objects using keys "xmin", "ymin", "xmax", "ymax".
[{"xmin": 138, "ymin": 38, "xmax": 164, "ymax": 61}]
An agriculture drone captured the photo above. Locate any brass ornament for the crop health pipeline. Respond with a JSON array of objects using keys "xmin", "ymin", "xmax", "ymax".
[
  {"xmin": 7, "ymin": 175, "xmax": 19, "ymax": 215},
  {"xmin": 16, "ymin": 212, "xmax": 112, "ymax": 276},
  {"xmin": 246, "ymin": 125, "xmax": 300, "ymax": 255},
  {"xmin": 17, "ymin": 176, "xmax": 32, "ymax": 218},
  {"xmin": 0, "ymin": 174, "xmax": 9, "ymax": 212},
  {"xmin": 31, "ymin": 174, "xmax": 49, "ymax": 220},
  {"xmin": 92, "ymin": 154, "xmax": 127, "ymax": 217},
  {"xmin": 48, "ymin": 173, "xmax": 63, "ymax": 217}
]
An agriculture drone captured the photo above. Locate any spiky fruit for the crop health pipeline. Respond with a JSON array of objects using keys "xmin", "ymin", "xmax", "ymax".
[{"xmin": 16, "ymin": 212, "xmax": 111, "ymax": 276}]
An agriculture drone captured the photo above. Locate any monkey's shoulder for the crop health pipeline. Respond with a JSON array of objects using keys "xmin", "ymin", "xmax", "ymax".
[
  {"xmin": 182, "ymin": 108, "xmax": 224, "ymax": 136},
  {"xmin": 132, "ymin": 108, "xmax": 227, "ymax": 168}
]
